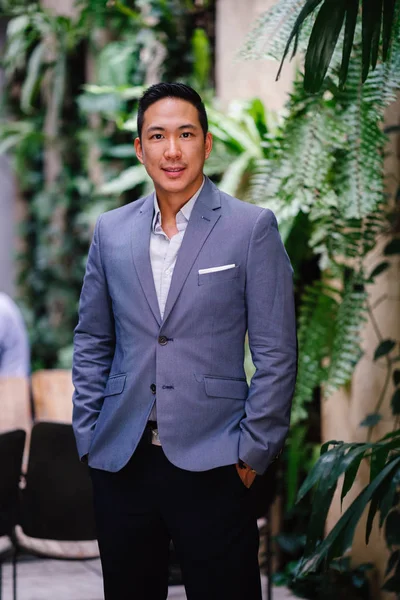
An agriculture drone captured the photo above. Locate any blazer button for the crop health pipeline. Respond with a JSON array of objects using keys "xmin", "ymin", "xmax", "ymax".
[
  {"xmin": 150, "ymin": 384, "xmax": 156, "ymax": 394},
  {"xmin": 158, "ymin": 335, "xmax": 168, "ymax": 346}
]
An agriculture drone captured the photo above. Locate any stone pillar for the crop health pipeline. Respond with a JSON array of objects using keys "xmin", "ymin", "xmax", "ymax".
[{"xmin": 215, "ymin": 0, "xmax": 293, "ymax": 111}]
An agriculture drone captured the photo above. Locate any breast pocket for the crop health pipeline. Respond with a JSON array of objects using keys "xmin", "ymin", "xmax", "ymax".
[{"xmin": 198, "ymin": 265, "xmax": 240, "ymax": 286}]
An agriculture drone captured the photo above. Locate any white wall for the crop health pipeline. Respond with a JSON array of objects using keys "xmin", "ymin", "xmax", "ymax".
[{"xmin": 215, "ymin": 0, "xmax": 293, "ymax": 111}]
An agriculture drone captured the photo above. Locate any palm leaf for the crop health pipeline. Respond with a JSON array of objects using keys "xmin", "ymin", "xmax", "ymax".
[
  {"xmin": 383, "ymin": 0, "xmax": 397, "ymax": 60},
  {"xmin": 339, "ymin": 0, "xmax": 359, "ymax": 87},
  {"xmin": 296, "ymin": 455, "xmax": 400, "ymax": 576},
  {"xmin": 304, "ymin": 0, "xmax": 347, "ymax": 93},
  {"xmin": 277, "ymin": 0, "xmax": 325, "ymax": 80},
  {"xmin": 362, "ymin": 0, "xmax": 383, "ymax": 81}
]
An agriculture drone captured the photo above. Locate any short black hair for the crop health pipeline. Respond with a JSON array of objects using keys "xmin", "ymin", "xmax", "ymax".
[{"xmin": 137, "ymin": 83, "xmax": 208, "ymax": 140}]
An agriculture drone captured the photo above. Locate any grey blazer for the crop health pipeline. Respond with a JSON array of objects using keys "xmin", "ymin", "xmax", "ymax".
[{"xmin": 72, "ymin": 177, "xmax": 297, "ymax": 474}]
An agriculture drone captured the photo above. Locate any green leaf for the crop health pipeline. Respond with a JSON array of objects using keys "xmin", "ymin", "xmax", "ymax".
[
  {"xmin": 218, "ymin": 151, "xmax": 252, "ymax": 196},
  {"xmin": 379, "ymin": 469, "xmax": 399, "ymax": 527},
  {"xmin": 277, "ymin": 0, "xmax": 325, "ymax": 81},
  {"xmin": 368, "ymin": 261, "xmax": 390, "ymax": 279},
  {"xmin": 297, "ymin": 443, "xmax": 344, "ymax": 502},
  {"xmin": 382, "ymin": 0, "xmax": 397, "ymax": 60},
  {"xmin": 385, "ymin": 510, "xmax": 400, "ymax": 547},
  {"xmin": 20, "ymin": 42, "xmax": 44, "ymax": 114},
  {"xmin": 321, "ymin": 440, "xmax": 341, "ymax": 454},
  {"xmin": 386, "ymin": 550, "xmax": 400, "ymax": 576},
  {"xmin": 382, "ymin": 571, "xmax": 400, "ymax": 593},
  {"xmin": 304, "ymin": 0, "xmax": 347, "ymax": 93},
  {"xmin": 296, "ymin": 456, "xmax": 400, "ymax": 576},
  {"xmin": 366, "ymin": 444, "xmax": 392, "ymax": 543},
  {"xmin": 77, "ymin": 92, "xmax": 122, "ymax": 115},
  {"xmin": 360, "ymin": 413, "xmax": 382, "ymax": 427},
  {"xmin": 102, "ymin": 144, "xmax": 136, "ymax": 158},
  {"xmin": 370, "ymin": 0, "xmax": 383, "ymax": 70},
  {"xmin": 98, "ymin": 165, "xmax": 149, "ymax": 195},
  {"xmin": 374, "ymin": 339, "xmax": 396, "ymax": 360},
  {"xmin": 304, "ymin": 444, "xmax": 348, "ymax": 554},
  {"xmin": 366, "ymin": 493, "xmax": 380, "ymax": 544},
  {"xmin": 192, "ymin": 28, "xmax": 211, "ymax": 90},
  {"xmin": 362, "ymin": 0, "xmax": 383, "ymax": 81},
  {"xmin": 339, "ymin": 0, "xmax": 359, "ymax": 88},
  {"xmin": 384, "ymin": 238, "xmax": 400, "ymax": 255},
  {"xmin": 393, "ymin": 369, "xmax": 400, "ymax": 386},
  {"xmin": 341, "ymin": 450, "xmax": 365, "ymax": 505},
  {"xmin": 0, "ymin": 133, "xmax": 25, "ymax": 155},
  {"xmin": 391, "ymin": 389, "xmax": 400, "ymax": 415}
]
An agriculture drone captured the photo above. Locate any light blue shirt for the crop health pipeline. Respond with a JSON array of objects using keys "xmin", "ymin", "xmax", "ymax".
[
  {"xmin": 0, "ymin": 293, "xmax": 30, "ymax": 377},
  {"xmin": 148, "ymin": 177, "xmax": 205, "ymax": 420}
]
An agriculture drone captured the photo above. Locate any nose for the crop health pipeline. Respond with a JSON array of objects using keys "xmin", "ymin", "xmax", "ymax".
[{"xmin": 164, "ymin": 138, "xmax": 182, "ymax": 160}]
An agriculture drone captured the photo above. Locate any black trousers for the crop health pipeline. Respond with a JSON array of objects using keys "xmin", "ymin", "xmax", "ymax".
[{"xmin": 89, "ymin": 436, "xmax": 262, "ymax": 600}]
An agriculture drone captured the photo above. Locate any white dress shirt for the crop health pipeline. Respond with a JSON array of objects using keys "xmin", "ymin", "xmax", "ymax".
[{"xmin": 148, "ymin": 177, "xmax": 205, "ymax": 421}]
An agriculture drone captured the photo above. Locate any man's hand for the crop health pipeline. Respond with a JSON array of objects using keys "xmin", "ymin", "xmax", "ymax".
[{"xmin": 236, "ymin": 461, "xmax": 257, "ymax": 488}]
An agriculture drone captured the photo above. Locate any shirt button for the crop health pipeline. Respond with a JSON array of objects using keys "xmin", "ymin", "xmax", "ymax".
[
  {"xmin": 158, "ymin": 336, "xmax": 168, "ymax": 346},
  {"xmin": 150, "ymin": 384, "xmax": 156, "ymax": 394}
]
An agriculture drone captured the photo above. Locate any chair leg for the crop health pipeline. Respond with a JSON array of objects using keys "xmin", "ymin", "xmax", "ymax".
[
  {"xmin": 266, "ymin": 506, "xmax": 273, "ymax": 600},
  {"xmin": 12, "ymin": 548, "xmax": 17, "ymax": 600}
]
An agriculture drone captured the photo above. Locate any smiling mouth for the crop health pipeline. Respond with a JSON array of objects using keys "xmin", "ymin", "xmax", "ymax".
[{"xmin": 162, "ymin": 167, "xmax": 185, "ymax": 172}]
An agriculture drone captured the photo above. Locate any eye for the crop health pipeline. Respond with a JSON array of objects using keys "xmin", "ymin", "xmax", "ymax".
[
  {"xmin": 181, "ymin": 132, "xmax": 193, "ymax": 138},
  {"xmin": 150, "ymin": 133, "xmax": 164, "ymax": 140}
]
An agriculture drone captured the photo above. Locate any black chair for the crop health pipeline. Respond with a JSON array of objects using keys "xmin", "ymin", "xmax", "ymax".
[
  {"xmin": 14, "ymin": 422, "xmax": 97, "ymax": 598},
  {"xmin": 0, "ymin": 429, "xmax": 26, "ymax": 600}
]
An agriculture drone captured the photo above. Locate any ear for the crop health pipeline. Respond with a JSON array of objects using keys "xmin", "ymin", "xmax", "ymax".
[
  {"xmin": 134, "ymin": 137, "xmax": 144, "ymax": 164},
  {"xmin": 204, "ymin": 132, "xmax": 213, "ymax": 160}
]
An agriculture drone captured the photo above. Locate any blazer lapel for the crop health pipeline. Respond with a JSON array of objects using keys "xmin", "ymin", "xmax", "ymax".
[
  {"xmin": 161, "ymin": 178, "xmax": 221, "ymax": 326},
  {"xmin": 130, "ymin": 193, "xmax": 162, "ymax": 326}
]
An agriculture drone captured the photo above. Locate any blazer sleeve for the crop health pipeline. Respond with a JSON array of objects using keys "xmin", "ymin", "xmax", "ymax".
[
  {"xmin": 72, "ymin": 215, "xmax": 115, "ymax": 460},
  {"xmin": 239, "ymin": 208, "xmax": 297, "ymax": 474}
]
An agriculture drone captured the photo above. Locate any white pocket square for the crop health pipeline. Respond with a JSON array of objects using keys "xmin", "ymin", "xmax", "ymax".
[{"xmin": 198, "ymin": 264, "xmax": 236, "ymax": 275}]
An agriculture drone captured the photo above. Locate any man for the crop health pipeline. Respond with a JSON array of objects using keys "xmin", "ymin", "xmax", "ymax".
[
  {"xmin": 72, "ymin": 83, "xmax": 297, "ymax": 600},
  {"xmin": 0, "ymin": 292, "xmax": 30, "ymax": 377}
]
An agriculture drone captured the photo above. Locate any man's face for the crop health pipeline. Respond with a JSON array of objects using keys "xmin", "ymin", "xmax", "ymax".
[{"xmin": 134, "ymin": 98, "xmax": 212, "ymax": 199}]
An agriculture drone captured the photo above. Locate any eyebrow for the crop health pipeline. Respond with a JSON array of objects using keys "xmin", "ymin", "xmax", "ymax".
[{"xmin": 146, "ymin": 124, "xmax": 199, "ymax": 133}]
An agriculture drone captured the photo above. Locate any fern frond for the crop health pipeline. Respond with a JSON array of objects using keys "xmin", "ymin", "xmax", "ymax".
[
  {"xmin": 239, "ymin": 0, "xmax": 311, "ymax": 62},
  {"xmin": 292, "ymin": 281, "xmax": 340, "ymax": 424},
  {"xmin": 325, "ymin": 274, "xmax": 367, "ymax": 396}
]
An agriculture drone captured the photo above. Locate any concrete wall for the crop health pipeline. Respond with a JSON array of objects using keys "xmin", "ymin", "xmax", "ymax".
[{"xmin": 215, "ymin": 0, "xmax": 293, "ymax": 111}]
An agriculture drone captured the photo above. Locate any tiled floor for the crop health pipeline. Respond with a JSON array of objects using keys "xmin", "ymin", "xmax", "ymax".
[{"xmin": 1, "ymin": 556, "xmax": 297, "ymax": 599}]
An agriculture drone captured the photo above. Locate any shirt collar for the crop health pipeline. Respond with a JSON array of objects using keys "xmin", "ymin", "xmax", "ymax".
[{"xmin": 152, "ymin": 177, "xmax": 205, "ymax": 232}]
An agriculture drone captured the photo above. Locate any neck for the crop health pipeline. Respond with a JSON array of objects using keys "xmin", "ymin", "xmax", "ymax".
[{"xmin": 155, "ymin": 176, "xmax": 204, "ymax": 220}]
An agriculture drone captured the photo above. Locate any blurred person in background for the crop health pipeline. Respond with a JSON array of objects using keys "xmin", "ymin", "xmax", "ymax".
[
  {"xmin": 72, "ymin": 83, "xmax": 297, "ymax": 600},
  {"xmin": 0, "ymin": 292, "xmax": 30, "ymax": 376}
]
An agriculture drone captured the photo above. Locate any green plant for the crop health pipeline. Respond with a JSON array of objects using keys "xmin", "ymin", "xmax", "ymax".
[
  {"xmin": 274, "ymin": 557, "xmax": 373, "ymax": 599},
  {"xmin": 0, "ymin": 0, "xmax": 215, "ymax": 369},
  {"xmin": 295, "ymin": 427, "xmax": 400, "ymax": 592},
  {"xmin": 241, "ymin": 0, "xmax": 400, "ymax": 93},
  {"xmin": 240, "ymin": 0, "xmax": 400, "ymax": 429}
]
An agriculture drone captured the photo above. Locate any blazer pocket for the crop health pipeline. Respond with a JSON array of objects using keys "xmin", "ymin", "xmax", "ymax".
[
  {"xmin": 198, "ymin": 265, "xmax": 240, "ymax": 286},
  {"xmin": 104, "ymin": 373, "xmax": 127, "ymax": 397},
  {"xmin": 204, "ymin": 376, "xmax": 248, "ymax": 400}
]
